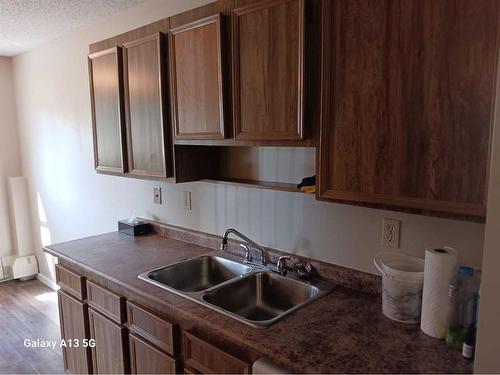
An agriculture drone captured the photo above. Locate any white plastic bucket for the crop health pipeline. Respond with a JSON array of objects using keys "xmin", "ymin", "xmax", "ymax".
[{"xmin": 374, "ymin": 252, "xmax": 425, "ymax": 323}]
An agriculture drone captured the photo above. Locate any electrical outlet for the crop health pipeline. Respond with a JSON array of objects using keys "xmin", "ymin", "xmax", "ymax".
[
  {"xmin": 153, "ymin": 187, "xmax": 162, "ymax": 205},
  {"xmin": 382, "ymin": 218, "xmax": 400, "ymax": 248},
  {"xmin": 183, "ymin": 191, "xmax": 192, "ymax": 211}
]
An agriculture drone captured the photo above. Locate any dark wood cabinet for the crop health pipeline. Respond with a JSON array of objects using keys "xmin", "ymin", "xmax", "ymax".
[
  {"xmin": 58, "ymin": 291, "xmax": 93, "ymax": 374},
  {"xmin": 184, "ymin": 332, "xmax": 250, "ymax": 374},
  {"xmin": 88, "ymin": 47, "xmax": 127, "ymax": 174},
  {"xmin": 89, "ymin": 308, "xmax": 129, "ymax": 374},
  {"xmin": 85, "ymin": 0, "xmax": 500, "ymax": 217},
  {"xmin": 123, "ymin": 33, "xmax": 171, "ymax": 178},
  {"xmin": 129, "ymin": 334, "xmax": 177, "ymax": 374},
  {"xmin": 170, "ymin": 14, "xmax": 226, "ymax": 140},
  {"xmin": 232, "ymin": 0, "xmax": 305, "ymax": 141},
  {"xmin": 54, "ymin": 264, "xmax": 255, "ymax": 375},
  {"xmin": 317, "ymin": 0, "xmax": 500, "ymax": 217}
]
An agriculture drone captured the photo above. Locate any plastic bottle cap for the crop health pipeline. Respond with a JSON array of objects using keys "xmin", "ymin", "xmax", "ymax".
[{"xmin": 459, "ymin": 266, "xmax": 474, "ymax": 276}]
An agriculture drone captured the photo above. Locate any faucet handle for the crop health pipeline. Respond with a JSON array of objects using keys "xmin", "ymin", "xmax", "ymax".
[
  {"xmin": 277, "ymin": 256, "xmax": 291, "ymax": 273},
  {"xmin": 294, "ymin": 261, "xmax": 313, "ymax": 279}
]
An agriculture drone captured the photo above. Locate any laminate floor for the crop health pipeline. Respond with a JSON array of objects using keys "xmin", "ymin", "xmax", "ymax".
[{"xmin": 0, "ymin": 279, "xmax": 64, "ymax": 374}]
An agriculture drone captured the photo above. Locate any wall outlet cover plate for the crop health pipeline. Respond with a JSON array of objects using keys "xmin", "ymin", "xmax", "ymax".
[
  {"xmin": 153, "ymin": 187, "xmax": 162, "ymax": 205},
  {"xmin": 382, "ymin": 218, "xmax": 401, "ymax": 248}
]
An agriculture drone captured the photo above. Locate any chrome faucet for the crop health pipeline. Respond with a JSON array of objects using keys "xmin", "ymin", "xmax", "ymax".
[
  {"xmin": 220, "ymin": 228, "xmax": 267, "ymax": 265},
  {"xmin": 220, "ymin": 229, "xmax": 294, "ymax": 275}
]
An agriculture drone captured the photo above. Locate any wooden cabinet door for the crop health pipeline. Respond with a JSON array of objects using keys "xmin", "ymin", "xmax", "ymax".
[
  {"xmin": 169, "ymin": 14, "xmax": 226, "ymax": 139},
  {"xmin": 58, "ymin": 291, "xmax": 92, "ymax": 374},
  {"xmin": 318, "ymin": 0, "xmax": 500, "ymax": 217},
  {"xmin": 123, "ymin": 33, "xmax": 171, "ymax": 178},
  {"xmin": 232, "ymin": 0, "xmax": 304, "ymax": 141},
  {"xmin": 88, "ymin": 47, "xmax": 127, "ymax": 174},
  {"xmin": 89, "ymin": 308, "xmax": 129, "ymax": 374},
  {"xmin": 129, "ymin": 334, "xmax": 177, "ymax": 374}
]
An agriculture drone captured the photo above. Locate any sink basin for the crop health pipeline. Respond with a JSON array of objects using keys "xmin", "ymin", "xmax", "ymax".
[
  {"xmin": 139, "ymin": 252, "xmax": 332, "ymax": 327},
  {"xmin": 202, "ymin": 272, "xmax": 322, "ymax": 325},
  {"xmin": 141, "ymin": 255, "xmax": 252, "ymax": 292}
]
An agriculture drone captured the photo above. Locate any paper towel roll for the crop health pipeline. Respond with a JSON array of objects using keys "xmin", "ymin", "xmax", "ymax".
[{"xmin": 420, "ymin": 247, "xmax": 458, "ymax": 338}]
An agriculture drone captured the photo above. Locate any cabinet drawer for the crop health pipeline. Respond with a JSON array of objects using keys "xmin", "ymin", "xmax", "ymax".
[
  {"xmin": 55, "ymin": 264, "xmax": 86, "ymax": 300},
  {"xmin": 127, "ymin": 302, "xmax": 176, "ymax": 356},
  {"xmin": 129, "ymin": 333, "xmax": 177, "ymax": 374},
  {"xmin": 184, "ymin": 332, "xmax": 250, "ymax": 374},
  {"xmin": 87, "ymin": 281, "xmax": 126, "ymax": 324}
]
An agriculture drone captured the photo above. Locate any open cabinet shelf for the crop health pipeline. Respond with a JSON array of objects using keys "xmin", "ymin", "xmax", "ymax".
[
  {"xmin": 201, "ymin": 178, "xmax": 310, "ymax": 194},
  {"xmin": 174, "ymin": 145, "xmax": 315, "ymax": 194}
]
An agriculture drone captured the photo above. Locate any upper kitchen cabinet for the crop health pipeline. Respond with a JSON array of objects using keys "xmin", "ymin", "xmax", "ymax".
[
  {"xmin": 88, "ymin": 47, "xmax": 127, "ymax": 174},
  {"xmin": 169, "ymin": 14, "xmax": 226, "ymax": 140},
  {"xmin": 123, "ymin": 33, "xmax": 171, "ymax": 178},
  {"xmin": 318, "ymin": 0, "xmax": 500, "ymax": 217},
  {"xmin": 232, "ymin": 0, "xmax": 305, "ymax": 141}
]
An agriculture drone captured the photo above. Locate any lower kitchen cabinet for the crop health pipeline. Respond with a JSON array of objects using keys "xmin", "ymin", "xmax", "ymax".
[
  {"xmin": 184, "ymin": 332, "xmax": 250, "ymax": 374},
  {"xmin": 58, "ymin": 291, "xmax": 93, "ymax": 374},
  {"xmin": 55, "ymin": 265, "xmax": 251, "ymax": 375},
  {"xmin": 89, "ymin": 308, "xmax": 129, "ymax": 374},
  {"xmin": 129, "ymin": 333, "xmax": 177, "ymax": 374}
]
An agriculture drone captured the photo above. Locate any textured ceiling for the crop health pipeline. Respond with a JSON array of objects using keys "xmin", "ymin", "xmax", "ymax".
[{"xmin": 0, "ymin": 0, "xmax": 144, "ymax": 56}]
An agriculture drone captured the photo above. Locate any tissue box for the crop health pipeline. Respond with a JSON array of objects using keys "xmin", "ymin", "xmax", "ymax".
[{"xmin": 118, "ymin": 220, "xmax": 151, "ymax": 236}]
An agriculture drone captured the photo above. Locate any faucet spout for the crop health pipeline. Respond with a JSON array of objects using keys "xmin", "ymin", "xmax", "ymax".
[
  {"xmin": 220, "ymin": 228, "xmax": 267, "ymax": 266},
  {"xmin": 220, "ymin": 237, "xmax": 228, "ymax": 251}
]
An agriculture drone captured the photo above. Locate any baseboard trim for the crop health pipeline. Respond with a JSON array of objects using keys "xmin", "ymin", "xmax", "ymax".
[{"xmin": 37, "ymin": 273, "xmax": 58, "ymax": 291}]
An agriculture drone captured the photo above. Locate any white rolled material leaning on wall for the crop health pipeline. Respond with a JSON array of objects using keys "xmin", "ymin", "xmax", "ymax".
[
  {"xmin": 8, "ymin": 176, "xmax": 35, "ymax": 257},
  {"xmin": 7, "ymin": 177, "xmax": 39, "ymax": 280}
]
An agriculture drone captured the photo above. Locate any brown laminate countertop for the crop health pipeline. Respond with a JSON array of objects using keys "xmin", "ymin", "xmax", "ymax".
[{"xmin": 44, "ymin": 232, "xmax": 473, "ymax": 374}]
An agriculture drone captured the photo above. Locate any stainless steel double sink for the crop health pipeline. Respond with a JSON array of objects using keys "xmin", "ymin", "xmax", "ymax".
[{"xmin": 138, "ymin": 252, "xmax": 333, "ymax": 327}]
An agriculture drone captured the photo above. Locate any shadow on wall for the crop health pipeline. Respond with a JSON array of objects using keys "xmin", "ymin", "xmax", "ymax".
[{"xmin": 36, "ymin": 192, "xmax": 55, "ymax": 280}]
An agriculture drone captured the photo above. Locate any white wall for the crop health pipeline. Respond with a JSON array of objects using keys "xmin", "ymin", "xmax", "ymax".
[
  {"xmin": 12, "ymin": 0, "xmax": 486, "ymax": 281},
  {"xmin": 474, "ymin": 46, "xmax": 500, "ymax": 373},
  {"xmin": 0, "ymin": 57, "xmax": 22, "ymax": 266}
]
